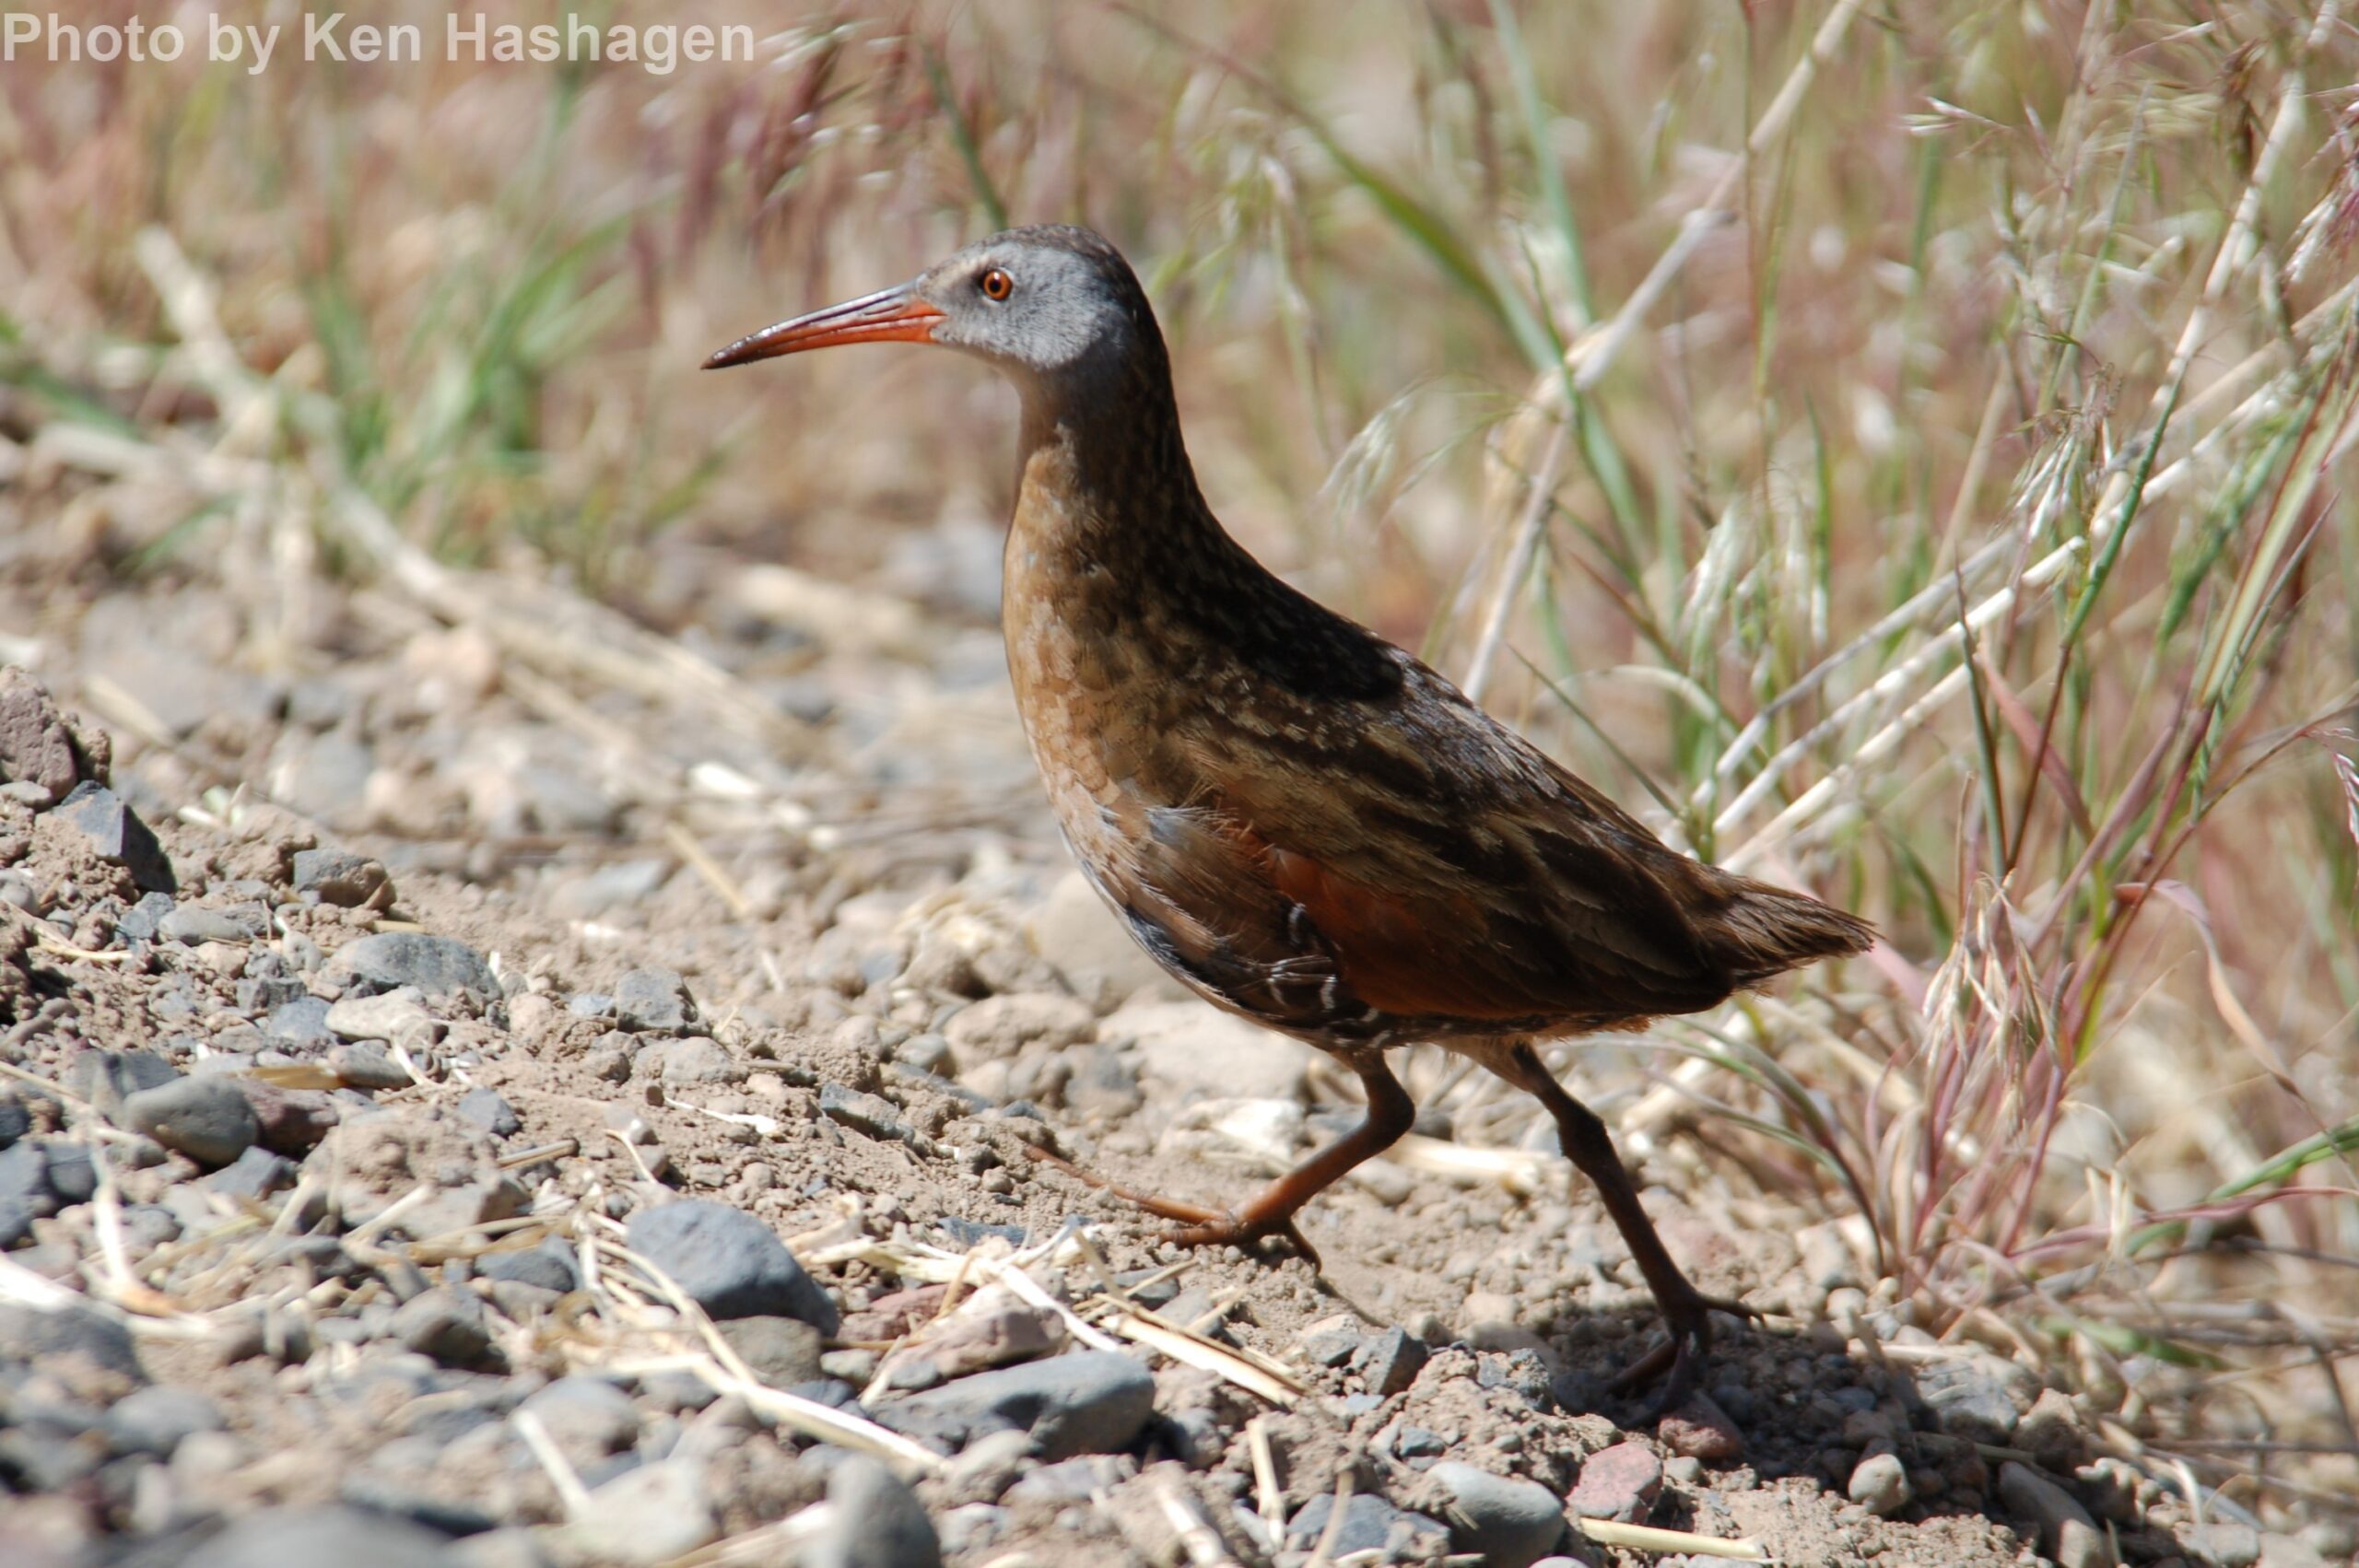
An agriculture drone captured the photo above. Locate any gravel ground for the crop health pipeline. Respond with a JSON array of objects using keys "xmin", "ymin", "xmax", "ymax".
[{"xmin": 0, "ymin": 561, "xmax": 2347, "ymax": 1568}]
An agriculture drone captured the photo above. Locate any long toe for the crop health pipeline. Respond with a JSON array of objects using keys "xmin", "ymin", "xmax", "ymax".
[
  {"xmin": 1607, "ymin": 1288, "xmax": 1753, "ymax": 1418},
  {"xmin": 1163, "ymin": 1211, "xmax": 1321, "ymax": 1269}
]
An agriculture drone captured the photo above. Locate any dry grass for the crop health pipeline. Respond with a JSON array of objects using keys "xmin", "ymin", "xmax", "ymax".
[{"xmin": 5, "ymin": 0, "xmax": 2358, "ymax": 1528}]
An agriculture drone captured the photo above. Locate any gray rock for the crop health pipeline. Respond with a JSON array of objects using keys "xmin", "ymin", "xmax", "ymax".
[
  {"xmin": 455, "ymin": 1087, "xmax": 521, "ymax": 1137},
  {"xmin": 327, "ymin": 1042, "xmax": 415, "ymax": 1091},
  {"xmin": 0, "ymin": 1304, "xmax": 143, "ymax": 1396},
  {"xmin": 614, "ymin": 967, "xmax": 696, "ymax": 1032},
  {"xmin": 1567, "ymin": 1441, "xmax": 1661, "ymax": 1524},
  {"xmin": 520, "ymin": 1375, "xmax": 640, "ymax": 1459},
  {"xmin": 103, "ymin": 1384, "xmax": 225, "ymax": 1458},
  {"xmin": 1396, "ymin": 1424, "xmax": 1449, "ymax": 1459},
  {"xmin": 69, "ymin": 1047, "xmax": 180, "ymax": 1123},
  {"xmin": 1848, "ymin": 1451, "xmax": 1911, "ymax": 1516},
  {"xmin": 557, "ymin": 1458, "xmax": 717, "ymax": 1565},
  {"xmin": 1428, "ymin": 1460, "xmax": 1567, "ymax": 1568},
  {"xmin": 1356, "ymin": 1326, "xmax": 1429, "ymax": 1397},
  {"xmin": 941, "ymin": 1427, "xmax": 1035, "ymax": 1505},
  {"xmin": 114, "ymin": 891, "xmax": 177, "ymax": 943},
  {"xmin": 0, "ymin": 1100, "xmax": 33, "ymax": 1149},
  {"xmin": 202, "ymin": 1145, "xmax": 297, "ymax": 1202},
  {"xmin": 392, "ymin": 1287, "xmax": 493, "ymax": 1367},
  {"xmin": 568, "ymin": 992, "xmax": 616, "ymax": 1020},
  {"xmin": 657, "ymin": 1036, "xmax": 744, "ymax": 1088},
  {"xmin": 41, "ymin": 1141, "xmax": 94, "ymax": 1204},
  {"xmin": 124, "ymin": 1075, "xmax": 259, "ymax": 1169},
  {"xmin": 266, "ymin": 995, "xmax": 335, "ymax": 1046},
  {"xmin": 476, "ymin": 1237, "xmax": 580, "ymax": 1293},
  {"xmin": 323, "ymin": 932, "xmax": 498, "ymax": 999},
  {"xmin": 2000, "ymin": 1460, "xmax": 2115, "ymax": 1568},
  {"xmin": 290, "ymin": 848, "xmax": 391, "ymax": 907},
  {"xmin": 716, "ymin": 1315, "xmax": 825, "ymax": 1386},
  {"xmin": 0, "ymin": 1141, "xmax": 55, "ymax": 1232},
  {"xmin": 1301, "ymin": 1321, "xmax": 1366, "ymax": 1367},
  {"xmin": 808, "ymin": 1455, "xmax": 943, "ymax": 1568},
  {"xmin": 821, "ymin": 1349, "xmax": 878, "ymax": 1388},
  {"xmin": 1283, "ymin": 1492, "xmax": 1452, "ymax": 1557},
  {"xmin": 182, "ymin": 1504, "xmax": 454, "ymax": 1568},
  {"xmin": 625, "ymin": 1199, "xmax": 839, "ymax": 1333},
  {"xmin": 1918, "ymin": 1352, "xmax": 2034, "ymax": 1442},
  {"xmin": 897, "ymin": 1032, "xmax": 953, "ymax": 1074},
  {"xmin": 158, "ymin": 904, "xmax": 266, "ymax": 945},
  {"xmin": 873, "ymin": 1350, "xmax": 1155, "ymax": 1461},
  {"xmin": 819, "ymin": 1082, "xmax": 915, "ymax": 1143},
  {"xmin": 54, "ymin": 782, "xmax": 175, "ymax": 893}
]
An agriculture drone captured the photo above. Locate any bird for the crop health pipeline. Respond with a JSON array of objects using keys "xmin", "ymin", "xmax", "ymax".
[{"xmin": 707, "ymin": 225, "xmax": 1874, "ymax": 1409}]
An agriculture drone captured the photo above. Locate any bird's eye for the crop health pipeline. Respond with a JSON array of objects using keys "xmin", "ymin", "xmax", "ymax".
[{"xmin": 979, "ymin": 268, "xmax": 1013, "ymax": 302}]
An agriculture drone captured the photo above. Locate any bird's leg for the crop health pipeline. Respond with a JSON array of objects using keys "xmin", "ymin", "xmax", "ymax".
[
  {"xmin": 1025, "ymin": 1053, "xmax": 1416, "ymax": 1270},
  {"xmin": 1486, "ymin": 1040, "xmax": 1756, "ymax": 1417}
]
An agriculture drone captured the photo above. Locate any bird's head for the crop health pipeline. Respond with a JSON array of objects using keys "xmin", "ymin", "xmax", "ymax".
[{"xmin": 704, "ymin": 225, "xmax": 1156, "ymax": 404}]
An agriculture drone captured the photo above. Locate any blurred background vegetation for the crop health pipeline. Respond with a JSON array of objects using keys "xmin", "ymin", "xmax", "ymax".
[{"xmin": 5, "ymin": 0, "xmax": 2356, "ymax": 1519}]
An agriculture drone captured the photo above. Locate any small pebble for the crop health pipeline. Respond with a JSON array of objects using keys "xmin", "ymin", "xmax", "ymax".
[
  {"xmin": 392, "ymin": 1288, "xmax": 493, "ymax": 1367},
  {"xmin": 124, "ymin": 1076, "xmax": 259, "ymax": 1169},
  {"xmin": 53, "ymin": 783, "xmax": 175, "ymax": 894},
  {"xmin": 1849, "ymin": 1452, "xmax": 1912, "ymax": 1516},
  {"xmin": 289, "ymin": 848, "xmax": 391, "ymax": 907},
  {"xmin": 625, "ymin": 1199, "xmax": 840, "ymax": 1333},
  {"xmin": 1356, "ymin": 1325, "xmax": 1429, "ymax": 1397},
  {"xmin": 102, "ymin": 1385, "xmax": 226, "ymax": 1459},
  {"xmin": 323, "ymin": 931, "xmax": 497, "ymax": 998},
  {"xmin": 1658, "ymin": 1392, "xmax": 1744, "ymax": 1460},
  {"xmin": 1428, "ymin": 1459, "xmax": 1567, "ymax": 1568},
  {"xmin": 1282, "ymin": 1492, "xmax": 1451, "ymax": 1557},
  {"xmin": 807, "ymin": 1455, "xmax": 943, "ymax": 1568},
  {"xmin": 1567, "ymin": 1441, "xmax": 1661, "ymax": 1525},
  {"xmin": 455, "ymin": 1087, "xmax": 521, "ymax": 1137},
  {"xmin": 614, "ymin": 968, "xmax": 697, "ymax": 1033},
  {"xmin": 181, "ymin": 1504, "xmax": 452, "ymax": 1568},
  {"xmin": 872, "ymin": 1350, "xmax": 1154, "ymax": 1461},
  {"xmin": 158, "ymin": 904, "xmax": 265, "ymax": 945}
]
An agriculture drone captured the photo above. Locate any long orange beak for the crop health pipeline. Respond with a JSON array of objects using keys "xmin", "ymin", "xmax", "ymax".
[{"xmin": 702, "ymin": 283, "xmax": 945, "ymax": 369}]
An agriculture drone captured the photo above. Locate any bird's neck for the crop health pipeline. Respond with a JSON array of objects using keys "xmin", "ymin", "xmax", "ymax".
[{"xmin": 1008, "ymin": 364, "xmax": 1236, "ymax": 587}]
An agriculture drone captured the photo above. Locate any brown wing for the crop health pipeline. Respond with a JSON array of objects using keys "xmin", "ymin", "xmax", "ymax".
[{"xmin": 1075, "ymin": 653, "xmax": 1739, "ymax": 1040}]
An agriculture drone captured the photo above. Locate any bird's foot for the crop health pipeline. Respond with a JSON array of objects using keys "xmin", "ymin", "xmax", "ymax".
[
  {"xmin": 1608, "ymin": 1286, "xmax": 1760, "ymax": 1421},
  {"xmin": 1156, "ymin": 1208, "xmax": 1320, "ymax": 1270},
  {"xmin": 1020, "ymin": 1144, "xmax": 1320, "ymax": 1268}
]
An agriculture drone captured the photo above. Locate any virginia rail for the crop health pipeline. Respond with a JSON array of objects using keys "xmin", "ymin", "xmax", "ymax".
[{"xmin": 709, "ymin": 226, "xmax": 1873, "ymax": 1406}]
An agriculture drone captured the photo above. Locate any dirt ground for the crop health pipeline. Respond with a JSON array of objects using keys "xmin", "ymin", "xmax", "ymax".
[{"xmin": 0, "ymin": 548, "xmax": 2345, "ymax": 1567}]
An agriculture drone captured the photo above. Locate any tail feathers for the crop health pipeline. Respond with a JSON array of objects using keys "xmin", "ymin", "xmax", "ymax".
[{"xmin": 1693, "ymin": 870, "xmax": 1875, "ymax": 988}]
